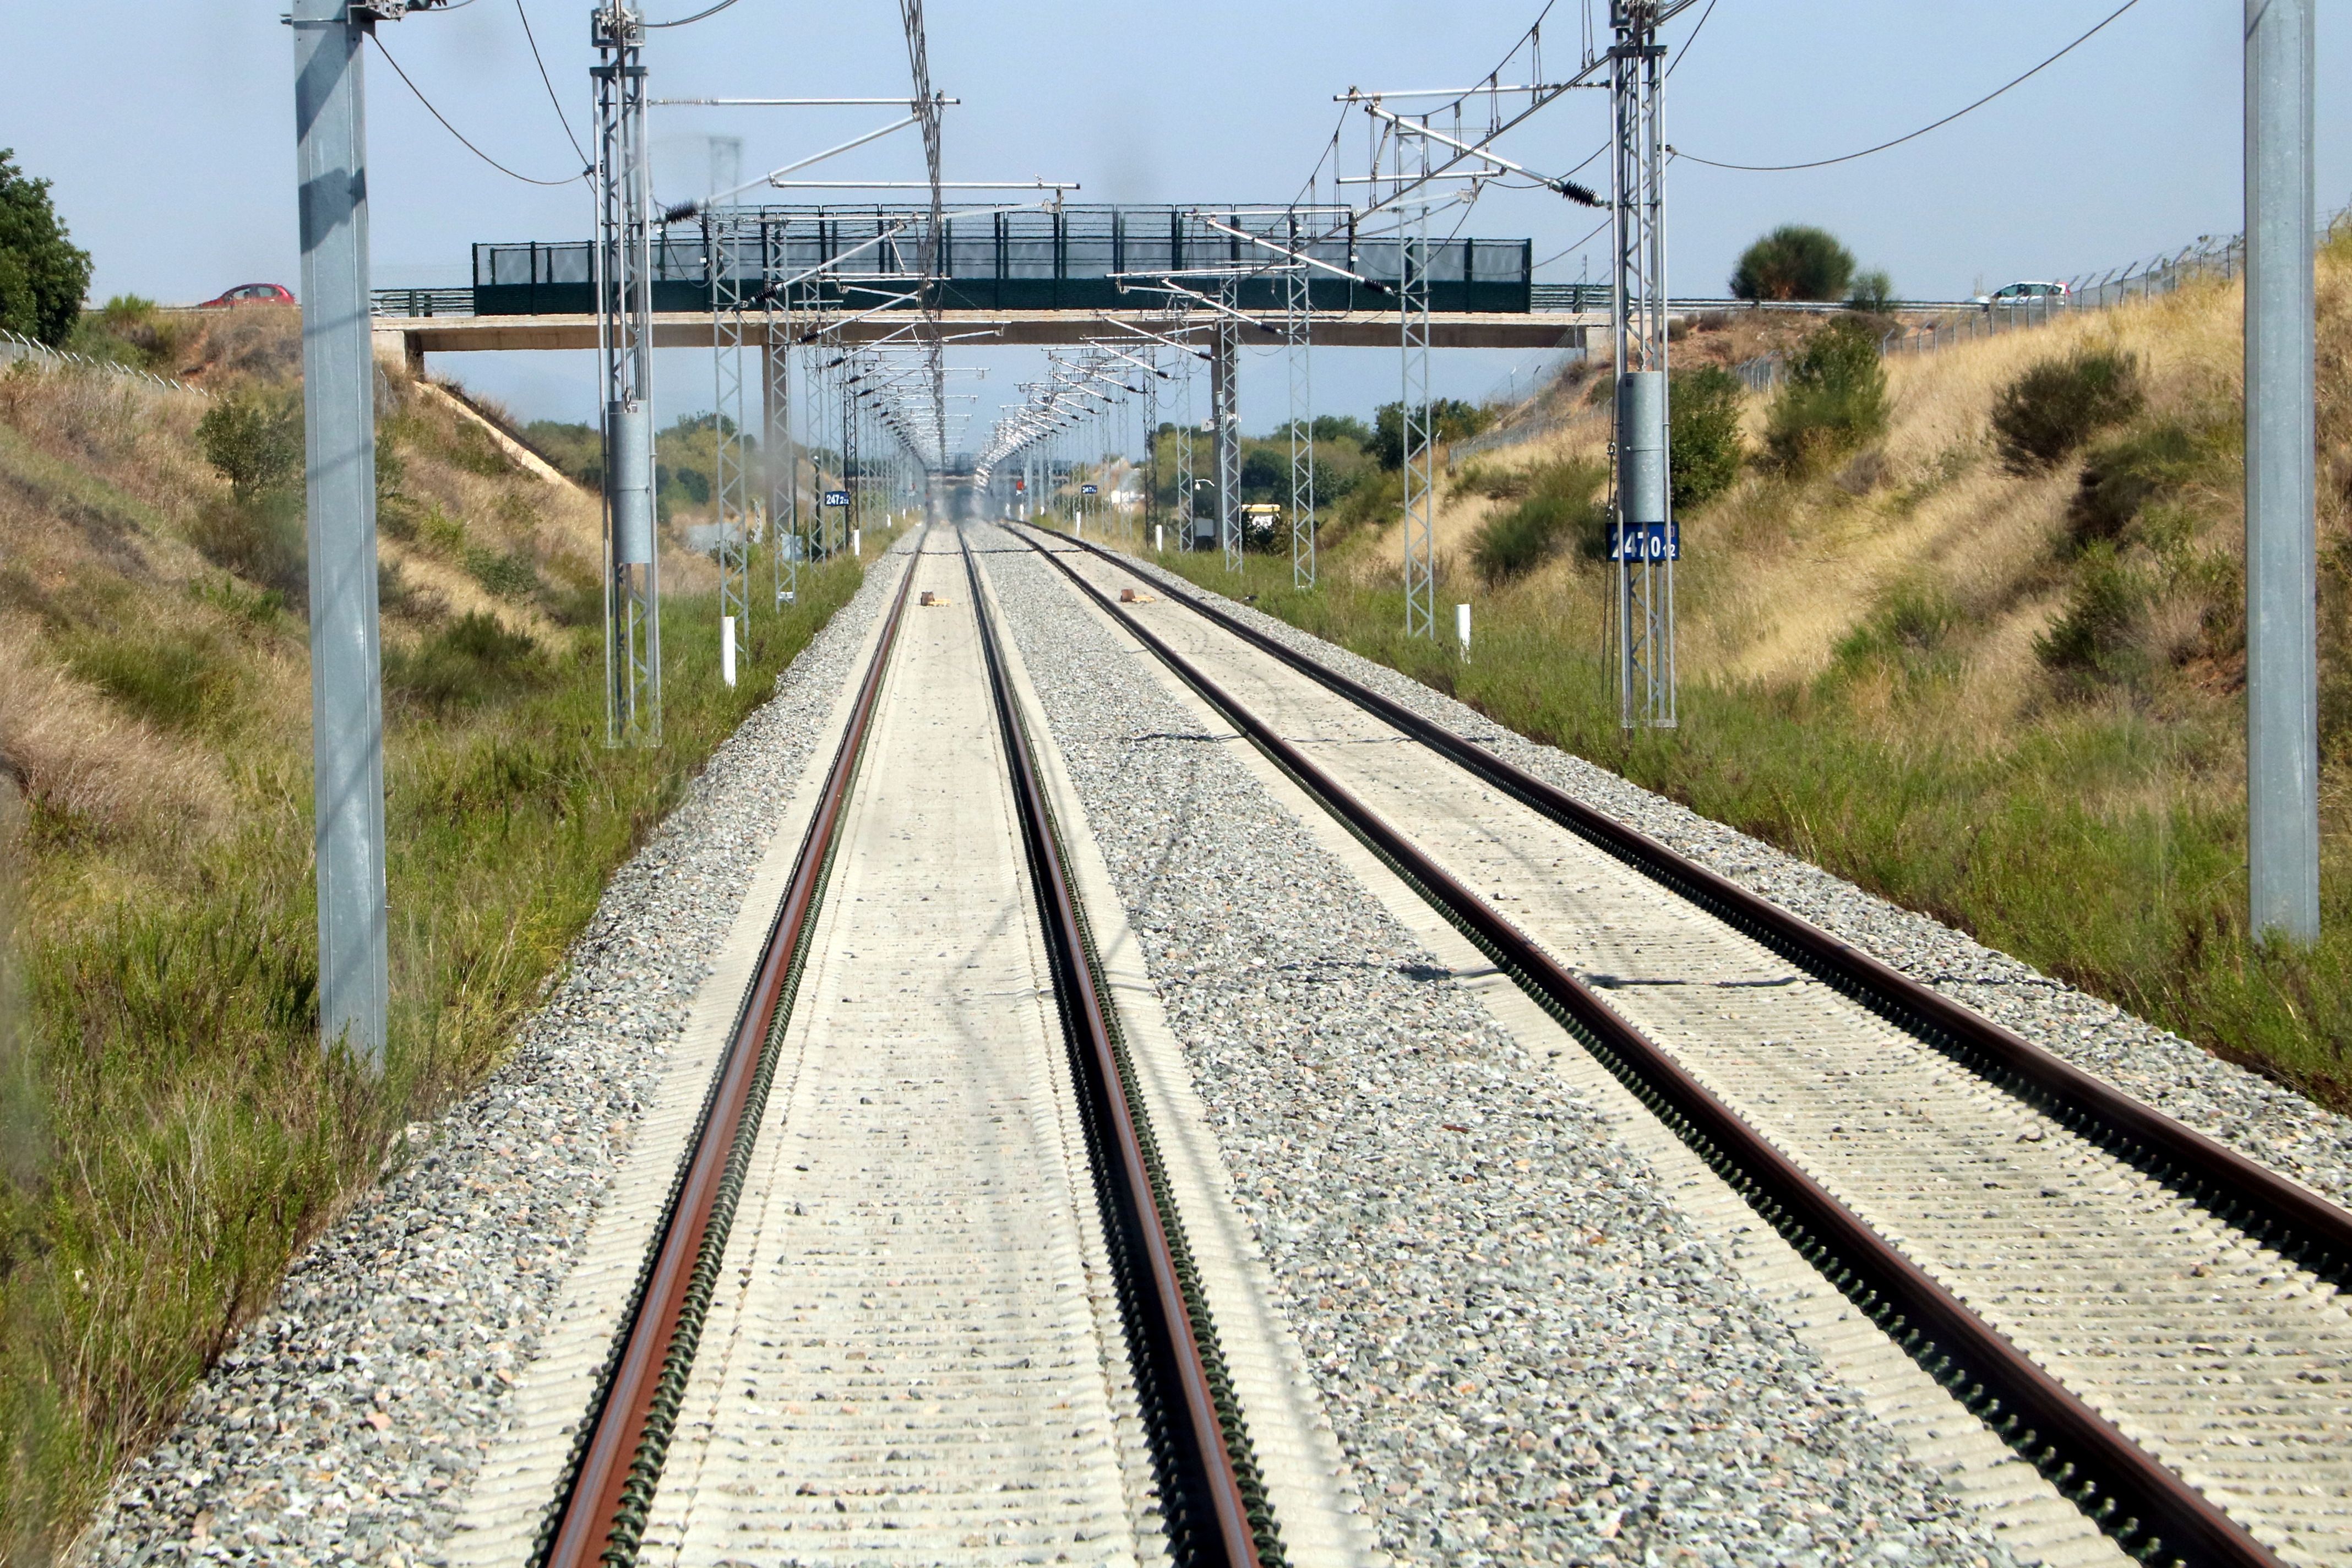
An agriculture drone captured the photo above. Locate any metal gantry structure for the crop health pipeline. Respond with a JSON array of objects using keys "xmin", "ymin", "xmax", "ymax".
[
  {"xmin": 1285, "ymin": 220, "xmax": 1316, "ymax": 588},
  {"xmin": 1608, "ymin": 0, "xmax": 1677, "ymax": 729},
  {"xmin": 593, "ymin": 1, "xmax": 661, "ymax": 745},
  {"xmin": 706, "ymin": 210, "xmax": 753, "ymax": 683}
]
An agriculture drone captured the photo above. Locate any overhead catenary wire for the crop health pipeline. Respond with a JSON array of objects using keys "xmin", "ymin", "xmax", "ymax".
[
  {"xmin": 369, "ymin": 34, "xmax": 586, "ymax": 187},
  {"xmin": 514, "ymin": 0, "xmax": 590, "ymax": 169},
  {"xmin": 644, "ymin": 0, "xmax": 745, "ymax": 26},
  {"xmin": 1673, "ymin": 0, "xmax": 2144, "ymax": 172}
]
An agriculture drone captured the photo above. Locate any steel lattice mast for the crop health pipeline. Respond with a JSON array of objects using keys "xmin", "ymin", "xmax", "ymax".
[
  {"xmin": 1286, "ymin": 210, "xmax": 1316, "ymax": 588},
  {"xmin": 1610, "ymin": 0, "xmax": 1675, "ymax": 727},
  {"xmin": 1213, "ymin": 276, "xmax": 1241, "ymax": 573},
  {"xmin": 1398, "ymin": 135, "xmax": 1438, "ymax": 640},
  {"xmin": 706, "ymin": 210, "xmax": 751, "ymax": 680},
  {"xmin": 593, "ymin": 2, "xmax": 660, "ymax": 744},
  {"xmin": 765, "ymin": 261, "xmax": 798, "ymax": 605}
]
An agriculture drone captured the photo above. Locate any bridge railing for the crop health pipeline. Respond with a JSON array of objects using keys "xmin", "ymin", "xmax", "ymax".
[{"xmin": 456, "ymin": 205, "xmax": 1538, "ymax": 318}]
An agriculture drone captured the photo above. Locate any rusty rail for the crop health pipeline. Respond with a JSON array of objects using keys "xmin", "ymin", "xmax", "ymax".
[
  {"xmin": 1015, "ymin": 525, "xmax": 2288, "ymax": 1568},
  {"xmin": 1042, "ymin": 527, "xmax": 2352, "ymax": 1289},
  {"xmin": 537, "ymin": 529, "xmax": 928, "ymax": 1568},
  {"xmin": 961, "ymin": 530, "xmax": 1270, "ymax": 1568}
]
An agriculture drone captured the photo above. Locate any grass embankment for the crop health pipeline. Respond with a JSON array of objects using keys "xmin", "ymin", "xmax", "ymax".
[
  {"xmin": 0, "ymin": 313, "xmax": 871, "ymax": 1562},
  {"xmin": 1137, "ymin": 235, "xmax": 2352, "ymax": 1108}
]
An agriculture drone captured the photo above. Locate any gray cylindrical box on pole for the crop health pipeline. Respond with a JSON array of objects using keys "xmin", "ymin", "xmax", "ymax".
[
  {"xmin": 1618, "ymin": 369, "xmax": 1667, "ymax": 527},
  {"xmin": 2245, "ymin": 0, "xmax": 2320, "ymax": 943},
  {"xmin": 610, "ymin": 398, "xmax": 655, "ymax": 565},
  {"xmin": 292, "ymin": 0, "xmax": 389, "ymax": 1066}
]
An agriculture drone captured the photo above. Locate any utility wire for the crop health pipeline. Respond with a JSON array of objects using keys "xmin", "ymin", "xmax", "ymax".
[
  {"xmin": 1673, "ymin": 0, "xmax": 2143, "ymax": 172},
  {"xmin": 1663, "ymin": 0, "xmax": 1717, "ymax": 79},
  {"xmin": 515, "ymin": 0, "xmax": 590, "ymax": 168},
  {"xmin": 371, "ymin": 34, "xmax": 586, "ymax": 186},
  {"xmin": 645, "ymin": 0, "xmax": 745, "ymax": 27}
]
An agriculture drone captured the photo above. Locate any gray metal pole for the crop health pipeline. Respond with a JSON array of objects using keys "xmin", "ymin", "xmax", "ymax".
[
  {"xmin": 1213, "ymin": 307, "xmax": 1240, "ymax": 571},
  {"xmin": 292, "ymin": 0, "xmax": 389, "ymax": 1066},
  {"xmin": 2246, "ymin": 0, "xmax": 2319, "ymax": 943}
]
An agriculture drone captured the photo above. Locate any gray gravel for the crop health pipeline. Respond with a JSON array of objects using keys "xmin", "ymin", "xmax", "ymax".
[
  {"xmin": 982, "ymin": 527, "xmax": 2015, "ymax": 1568},
  {"xmin": 1115, "ymin": 547, "xmax": 2352, "ymax": 1216},
  {"xmin": 71, "ymin": 540, "xmax": 916, "ymax": 1568}
]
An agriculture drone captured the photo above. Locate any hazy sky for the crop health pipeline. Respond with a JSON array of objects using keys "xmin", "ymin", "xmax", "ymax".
[{"xmin": 10, "ymin": 0, "xmax": 2348, "ymax": 449}]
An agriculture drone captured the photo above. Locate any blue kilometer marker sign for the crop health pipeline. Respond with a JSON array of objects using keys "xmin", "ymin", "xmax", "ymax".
[
  {"xmin": 1612, "ymin": 522, "xmax": 1680, "ymax": 561},
  {"xmin": 1080, "ymin": 483, "xmax": 1098, "ymax": 494},
  {"xmin": 823, "ymin": 489, "xmax": 852, "ymax": 508}
]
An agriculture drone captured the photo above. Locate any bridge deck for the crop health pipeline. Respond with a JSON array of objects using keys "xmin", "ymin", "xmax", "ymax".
[{"xmin": 375, "ymin": 309, "xmax": 1599, "ymax": 360}]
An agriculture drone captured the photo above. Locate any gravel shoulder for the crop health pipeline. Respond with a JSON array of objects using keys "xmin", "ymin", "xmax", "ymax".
[
  {"xmin": 984, "ymin": 527, "xmax": 2016, "ymax": 1568},
  {"xmin": 72, "ymin": 540, "xmax": 916, "ymax": 1568},
  {"xmin": 1114, "ymin": 546, "xmax": 2352, "ymax": 1215}
]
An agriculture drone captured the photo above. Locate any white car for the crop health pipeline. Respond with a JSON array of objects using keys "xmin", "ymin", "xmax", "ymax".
[{"xmin": 1975, "ymin": 279, "xmax": 2071, "ymax": 307}]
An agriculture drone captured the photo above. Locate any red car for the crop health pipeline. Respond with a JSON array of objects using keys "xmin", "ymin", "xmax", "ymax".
[{"xmin": 198, "ymin": 283, "xmax": 296, "ymax": 308}]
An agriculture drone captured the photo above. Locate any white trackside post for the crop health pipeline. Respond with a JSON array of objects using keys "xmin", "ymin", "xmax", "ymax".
[
  {"xmin": 1456, "ymin": 602, "xmax": 1471, "ymax": 660},
  {"xmin": 721, "ymin": 614, "xmax": 737, "ymax": 687}
]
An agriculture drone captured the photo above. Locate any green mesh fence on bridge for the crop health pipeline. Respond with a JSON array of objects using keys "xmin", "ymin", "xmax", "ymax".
[{"xmin": 466, "ymin": 204, "xmax": 1533, "ymax": 317}]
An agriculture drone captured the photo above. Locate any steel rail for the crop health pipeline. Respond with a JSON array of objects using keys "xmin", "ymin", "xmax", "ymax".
[
  {"xmin": 1041, "ymin": 529, "xmax": 2352, "ymax": 1287},
  {"xmin": 959, "ymin": 530, "xmax": 1270, "ymax": 1568},
  {"xmin": 1010, "ymin": 525, "xmax": 2286, "ymax": 1568},
  {"xmin": 537, "ymin": 529, "xmax": 930, "ymax": 1568}
]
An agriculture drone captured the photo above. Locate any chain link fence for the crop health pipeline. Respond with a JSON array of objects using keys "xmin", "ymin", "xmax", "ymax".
[{"xmin": 0, "ymin": 327, "xmax": 207, "ymax": 396}]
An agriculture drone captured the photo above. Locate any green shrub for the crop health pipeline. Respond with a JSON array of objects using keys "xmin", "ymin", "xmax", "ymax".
[
  {"xmin": 195, "ymin": 392, "xmax": 302, "ymax": 502},
  {"xmin": 385, "ymin": 612, "xmax": 546, "ymax": 710},
  {"xmin": 2067, "ymin": 421, "xmax": 2199, "ymax": 548},
  {"xmin": 1764, "ymin": 319, "xmax": 1888, "ymax": 475},
  {"xmin": 1453, "ymin": 460, "xmax": 1530, "ymax": 502},
  {"xmin": 1846, "ymin": 269, "xmax": 1896, "ymax": 314},
  {"xmin": 186, "ymin": 489, "xmax": 307, "ymax": 603},
  {"xmin": 67, "ymin": 297, "xmax": 188, "ymax": 373},
  {"xmin": 1991, "ymin": 347, "xmax": 2143, "ymax": 472},
  {"xmin": 1730, "ymin": 225, "xmax": 1855, "ymax": 302},
  {"xmin": 464, "ymin": 546, "xmax": 540, "ymax": 600},
  {"xmin": 1669, "ymin": 366, "xmax": 1746, "ymax": 510},
  {"xmin": 2035, "ymin": 542, "xmax": 2149, "ymax": 683},
  {"xmin": 62, "ymin": 628, "xmax": 233, "ymax": 732},
  {"xmin": 1469, "ymin": 459, "xmax": 1607, "ymax": 582}
]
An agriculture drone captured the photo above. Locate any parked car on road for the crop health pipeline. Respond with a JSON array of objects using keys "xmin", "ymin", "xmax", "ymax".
[
  {"xmin": 198, "ymin": 283, "xmax": 296, "ymax": 308},
  {"xmin": 1975, "ymin": 280, "xmax": 2070, "ymax": 307}
]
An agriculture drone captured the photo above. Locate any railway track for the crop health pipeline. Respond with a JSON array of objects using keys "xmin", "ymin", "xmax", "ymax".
[
  {"xmin": 1015, "ymin": 522, "xmax": 2352, "ymax": 1568},
  {"xmin": 513, "ymin": 529, "xmax": 1277, "ymax": 1568}
]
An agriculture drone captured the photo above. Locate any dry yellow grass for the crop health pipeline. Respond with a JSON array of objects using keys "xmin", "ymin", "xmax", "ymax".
[
  {"xmin": 1336, "ymin": 274, "xmax": 2263, "ymax": 720},
  {"xmin": 0, "ymin": 617, "xmax": 227, "ymax": 837}
]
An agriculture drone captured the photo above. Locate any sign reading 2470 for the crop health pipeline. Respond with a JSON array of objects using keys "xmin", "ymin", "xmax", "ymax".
[{"xmin": 1611, "ymin": 522, "xmax": 1681, "ymax": 562}]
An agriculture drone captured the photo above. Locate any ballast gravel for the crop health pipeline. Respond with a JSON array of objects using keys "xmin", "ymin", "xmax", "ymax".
[
  {"xmin": 981, "ymin": 527, "xmax": 2015, "ymax": 1568},
  {"xmin": 72, "ymin": 541, "xmax": 914, "ymax": 1568},
  {"xmin": 1115, "ymin": 548, "xmax": 2352, "ymax": 1217}
]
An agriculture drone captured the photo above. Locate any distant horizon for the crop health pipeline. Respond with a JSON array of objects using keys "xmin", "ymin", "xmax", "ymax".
[{"xmin": 13, "ymin": 0, "xmax": 2343, "ymax": 434}]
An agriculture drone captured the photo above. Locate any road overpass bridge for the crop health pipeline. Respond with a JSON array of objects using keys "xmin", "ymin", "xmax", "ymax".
[{"xmin": 368, "ymin": 203, "xmax": 1602, "ymax": 367}]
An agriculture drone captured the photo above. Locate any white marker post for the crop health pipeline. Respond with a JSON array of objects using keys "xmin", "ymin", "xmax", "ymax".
[
  {"xmin": 1456, "ymin": 602, "xmax": 1472, "ymax": 660},
  {"xmin": 852, "ymin": 527, "xmax": 862, "ymax": 558},
  {"xmin": 721, "ymin": 614, "xmax": 737, "ymax": 687},
  {"xmin": 1156, "ymin": 523, "xmax": 1164, "ymax": 553}
]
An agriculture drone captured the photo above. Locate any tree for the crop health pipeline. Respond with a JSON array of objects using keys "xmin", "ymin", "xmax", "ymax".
[
  {"xmin": 0, "ymin": 150, "xmax": 92, "ymax": 346},
  {"xmin": 1729, "ymin": 225, "xmax": 1855, "ymax": 303},
  {"xmin": 1370, "ymin": 398, "xmax": 1491, "ymax": 470},
  {"xmin": 1668, "ymin": 366, "xmax": 1745, "ymax": 510}
]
